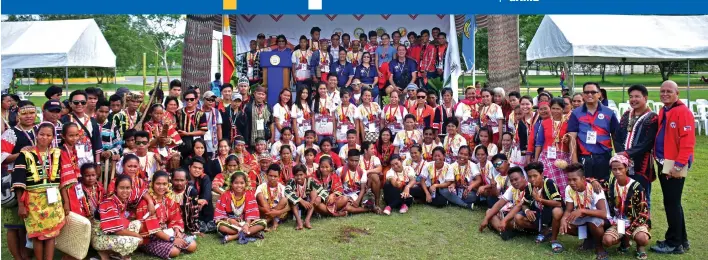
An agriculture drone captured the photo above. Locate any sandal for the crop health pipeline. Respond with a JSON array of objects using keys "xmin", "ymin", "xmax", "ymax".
[
  {"xmin": 595, "ymin": 251, "xmax": 609, "ymax": 260},
  {"xmin": 221, "ymin": 235, "xmax": 230, "ymax": 244},
  {"xmin": 636, "ymin": 251, "xmax": 648, "ymax": 260},
  {"xmin": 551, "ymin": 240, "xmax": 564, "ymax": 253},
  {"xmin": 618, "ymin": 245, "xmax": 630, "ymax": 254},
  {"xmin": 536, "ymin": 233, "xmax": 550, "ymax": 244}
]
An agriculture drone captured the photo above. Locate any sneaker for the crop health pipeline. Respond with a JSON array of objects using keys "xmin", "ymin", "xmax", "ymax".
[
  {"xmin": 651, "ymin": 243, "xmax": 684, "ymax": 254},
  {"xmin": 399, "ymin": 204, "xmax": 409, "ymax": 214},
  {"xmin": 383, "ymin": 206, "xmax": 392, "ymax": 215}
]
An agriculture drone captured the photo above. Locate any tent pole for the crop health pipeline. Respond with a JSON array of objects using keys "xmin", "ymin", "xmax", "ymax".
[
  {"xmin": 687, "ymin": 59, "xmax": 690, "ymax": 109},
  {"xmin": 114, "ymin": 67, "xmax": 117, "ymax": 84},
  {"xmin": 572, "ymin": 56, "xmax": 575, "ymax": 94},
  {"xmin": 65, "ymin": 67, "xmax": 69, "ymax": 96},
  {"xmin": 621, "ymin": 58, "xmax": 626, "ymax": 103}
]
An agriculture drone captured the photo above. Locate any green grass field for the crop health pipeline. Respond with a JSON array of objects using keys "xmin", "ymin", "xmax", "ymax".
[
  {"xmin": 461, "ymin": 74, "xmax": 708, "ymax": 88},
  {"xmin": 3, "ymin": 134, "xmax": 706, "ymax": 259}
]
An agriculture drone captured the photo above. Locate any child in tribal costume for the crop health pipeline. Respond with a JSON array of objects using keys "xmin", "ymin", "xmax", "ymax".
[
  {"xmin": 214, "ymin": 172, "xmax": 267, "ymax": 244},
  {"xmin": 479, "ymin": 167, "xmax": 528, "ymax": 241},
  {"xmin": 255, "ymin": 165, "xmax": 290, "ymax": 231},
  {"xmin": 516, "ymin": 162, "xmax": 565, "ymax": 253},
  {"xmin": 285, "ymin": 165, "xmax": 328, "ymax": 230},
  {"xmin": 337, "ymin": 149, "xmax": 376, "ymax": 214}
]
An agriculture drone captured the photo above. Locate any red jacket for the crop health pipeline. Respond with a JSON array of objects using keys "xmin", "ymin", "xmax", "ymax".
[{"xmin": 655, "ymin": 100, "xmax": 695, "ymax": 167}]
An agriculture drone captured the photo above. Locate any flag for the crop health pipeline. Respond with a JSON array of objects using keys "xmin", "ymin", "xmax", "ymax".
[
  {"xmin": 222, "ymin": 15, "xmax": 235, "ymax": 85},
  {"xmin": 461, "ymin": 15, "xmax": 476, "ymax": 73},
  {"xmin": 444, "ymin": 15, "xmax": 462, "ymax": 101}
]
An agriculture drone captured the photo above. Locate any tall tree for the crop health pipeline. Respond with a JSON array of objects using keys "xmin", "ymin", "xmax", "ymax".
[
  {"xmin": 135, "ymin": 15, "xmax": 184, "ymax": 82},
  {"xmin": 518, "ymin": 15, "xmax": 544, "ymax": 85}
]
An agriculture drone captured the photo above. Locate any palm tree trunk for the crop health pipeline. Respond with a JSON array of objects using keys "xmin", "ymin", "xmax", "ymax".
[{"xmin": 182, "ymin": 15, "xmax": 214, "ymax": 93}]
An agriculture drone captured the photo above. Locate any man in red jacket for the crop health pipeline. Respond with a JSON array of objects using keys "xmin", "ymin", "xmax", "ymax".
[{"xmin": 651, "ymin": 80, "xmax": 695, "ymax": 254}]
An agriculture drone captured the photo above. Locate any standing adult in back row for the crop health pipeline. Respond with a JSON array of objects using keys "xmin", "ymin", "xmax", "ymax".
[
  {"xmin": 567, "ymin": 82, "xmax": 618, "ymax": 182},
  {"xmin": 651, "ymin": 80, "xmax": 694, "ymax": 254}
]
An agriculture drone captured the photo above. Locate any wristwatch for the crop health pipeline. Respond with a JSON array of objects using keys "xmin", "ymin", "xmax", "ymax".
[
  {"xmin": 169, "ymin": 236, "xmax": 175, "ymax": 242},
  {"xmin": 673, "ymin": 166, "xmax": 683, "ymax": 172}
]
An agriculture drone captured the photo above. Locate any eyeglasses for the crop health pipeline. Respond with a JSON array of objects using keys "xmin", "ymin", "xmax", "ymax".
[
  {"xmin": 135, "ymin": 141, "xmax": 148, "ymax": 145},
  {"xmin": 417, "ymin": 96, "xmax": 427, "ymax": 99},
  {"xmin": 583, "ymin": 91, "xmax": 599, "ymax": 95},
  {"xmin": 493, "ymin": 160, "xmax": 506, "ymax": 168},
  {"xmin": 72, "ymin": 100, "xmax": 87, "ymax": 106},
  {"xmin": 185, "ymin": 98, "xmax": 196, "ymax": 102}
]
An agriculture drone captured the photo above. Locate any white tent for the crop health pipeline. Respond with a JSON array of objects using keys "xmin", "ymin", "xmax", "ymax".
[
  {"xmin": 2, "ymin": 19, "xmax": 116, "ymax": 69},
  {"xmin": 527, "ymin": 15, "xmax": 708, "ymax": 63}
]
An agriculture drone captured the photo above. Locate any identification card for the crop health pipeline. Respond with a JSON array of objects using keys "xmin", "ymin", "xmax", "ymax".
[
  {"xmin": 158, "ymin": 147, "xmax": 169, "ymax": 157},
  {"xmin": 547, "ymin": 146, "xmax": 557, "ymax": 159},
  {"xmin": 578, "ymin": 225, "xmax": 588, "ymax": 240},
  {"xmin": 256, "ymin": 119, "xmax": 265, "ymax": 130},
  {"xmin": 586, "ymin": 131, "xmax": 597, "ymax": 144},
  {"xmin": 46, "ymin": 187, "xmax": 59, "ymax": 204},
  {"xmin": 617, "ymin": 219, "xmax": 626, "ymax": 235},
  {"xmin": 77, "ymin": 144, "xmax": 87, "ymax": 158},
  {"xmin": 247, "ymin": 67, "xmax": 254, "ymax": 78},
  {"xmin": 75, "ymin": 183, "xmax": 85, "ymax": 200},
  {"xmin": 340, "ymin": 125, "xmax": 348, "ymax": 134},
  {"xmin": 203, "ymin": 130, "xmax": 212, "ymax": 141},
  {"xmin": 368, "ymin": 123, "xmax": 377, "ymax": 133}
]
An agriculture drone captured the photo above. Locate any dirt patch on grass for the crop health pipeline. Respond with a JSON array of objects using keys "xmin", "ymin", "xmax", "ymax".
[{"xmin": 337, "ymin": 226, "xmax": 371, "ymax": 243}]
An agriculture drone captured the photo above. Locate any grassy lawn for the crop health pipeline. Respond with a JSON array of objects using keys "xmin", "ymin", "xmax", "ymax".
[
  {"xmin": 3, "ymin": 134, "xmax": 707, "ymax": 259},
  {"xmin": 461, "ymin": 74, "xmax": 708, "ymax": 88},
  {"xmin": 116, "ymin": 68, "xmax": 182, "ymax": 77}
]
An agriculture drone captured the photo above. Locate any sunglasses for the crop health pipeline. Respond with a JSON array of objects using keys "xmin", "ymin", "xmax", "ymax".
[
  {"xmin": 185, "ymin": 98, "xmax": 196, "ymax": 102},
  {"xmin": 72, "ymin": 100, "xmax": 87, "ymax": 106},
  {"xmin": 583, "ymin": 91, "xmax": 599, "ymax": 95},
  {"xmin": 493, "ymin": 160, "xmax": 506, "ymax": 168},
  {"xmin": 417, "ymin": 96, "xmax": 427, "ymax": 99},
  {"xmin": 135, "ymin": 141, "xmax": 148, "ymax": 145}
]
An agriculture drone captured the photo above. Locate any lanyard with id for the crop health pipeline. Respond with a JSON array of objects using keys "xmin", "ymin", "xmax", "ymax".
[
  {"xmin": 585, "ymin": 110, "xmax": 600, "ymax": 145},
  {"xmin": 36, "ymin": 148, "xmax": 59, "ymax": 204}
]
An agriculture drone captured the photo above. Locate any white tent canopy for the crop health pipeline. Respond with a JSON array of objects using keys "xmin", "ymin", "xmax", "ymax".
[
  {"xmin": 2, "ymin": 19, "xmax": 116, "ymax": 69},
  {"xmin": 527, "ymin": 15, "xmax": 708, "ymax": 63}
]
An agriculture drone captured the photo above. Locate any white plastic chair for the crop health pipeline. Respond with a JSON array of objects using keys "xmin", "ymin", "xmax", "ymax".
[
  {"xmin": 653, "ymin": 102, "xmax": 663, "ymax": 112},
  {"xmin": 608, "ymin": 100, "xmax": 617, "ymax": 108},
  {"xmin": 609, "ymin": 106, "xmax": 621, "ymax": 120},
  {"xmin": 618, "ymin": 103, "xmax": 631, "ymax": 116},
  {"xmin": 696, "ymin": 105, "xmax": 708, "ymax": 136},
  {"xmin": 680, "ymin": 99, "xmax": 688, "ymax": 106},
  {"xmin": 696, "ymin": 99, "xmax": 708, "ymax": 105}
]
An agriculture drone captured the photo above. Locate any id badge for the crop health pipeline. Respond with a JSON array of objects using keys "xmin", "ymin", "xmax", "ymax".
[
  {"xmin": 547, "ymin": 146, "xmax": 557, "ymax": 159},
  {"xmin": 46, "ymin": 187, "xmax": 59, "ymax": 204},
  {"xmin": 617, "ymin": 219, "xmax": 626, "ymax": 235},
  {"xmin": 77, "ymin": 144, "xmax": 87, "ymax": 158},
  {"xmin": 340, "ymin": 125, "xmax": 348, "ymax": 134},
  {"xmin": 256, "ymin": 119, "xmax": 265, "ymax": 130},
  {"xmin": 578, "ymin": 225, "xmax": 588, "ymax": 240},
  {"xmin": 367, "ymin": 123, "xmax": 377, "ymax": 133},
  {"xmin": 75, "ymin": 183, "xmax": 85, "ymax": 200},
  {"xmin": 247, "ymin": 67, "xmax": 254, "ymax": 78},
  {"xmin": 204, "ymin": 130, "xmax": 212, "ymax": 141},
  {"xmin": 586, "ymin": 131, "xmax": 597, "ymax": 144},
  {"xmin": 158, "ymin": 147, "xmax": 169, "ymax": 157}
]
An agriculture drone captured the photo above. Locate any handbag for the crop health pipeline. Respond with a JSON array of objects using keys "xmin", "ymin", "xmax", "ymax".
[
  {"xmin": 56, "ymin": 212, "xmax": 92, "ymax": 259},
  {"xmin": 1, "ymin": 171, "xmax": 17, "ymax": 207}
]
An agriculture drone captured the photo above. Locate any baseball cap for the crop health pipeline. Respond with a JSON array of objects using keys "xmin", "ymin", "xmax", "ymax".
[
  {"xmin": 232, "ymin": 93, "xmax": 243, "ymax": 101},
  {"xmin": 202, "ymin": 91, "xmax": 216, "ymax": 100},
  {"xmin": 43, "ymin": 99, "xmax": 62, "ymax": 112},
  {"xmin": 405, "ymin": 83, "xmax": 419, "ymax": 91}
]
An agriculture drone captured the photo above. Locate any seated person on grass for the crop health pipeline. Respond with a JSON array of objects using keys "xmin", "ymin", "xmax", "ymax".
[
  {"xmin": 382, "ymin": 154, "xmax": 418, "ymax": 215},
  {"xmin": 313, "ymin": 156, "xmax": 350, "ymax": 217},
  {"xmin": 515, "ymin": 162, "xmax": 564, "ymax": 253},
  {"xmin": 595, "ymin": 155, "xmax": 651, "ymax": 260},
  {"xmin": 478, "ymin": 166, "xmax": 528, "ymax": 241},
  {"xmin": 560, "ymin": 163, "xmax": 610, "ymax": 260},
  {"xmin": 469, "ymin": 145, "xmax": 500, "ymax": 207},
  {"xmin": 359, "ymin": 141, "xmax": 383, "ymax": 210},
  {"xmin": 414, "ymin": 147, "xmax": 453, "ymax": 207},
  {"xmin": 214, "ymin": 172, "xmax": 267, "ymax": 244},
  {"xmin": 255, "ymin": 164, "xmax": 291, "ymax": 231},
  {"xmin": 441, "ymin": 145, "xmax": 476, "ymax": 210},
  {"xmin": 337, "ymin": 149, "xmax": 379, "ymax": 214},
  {"xmin": 284, "ymin": 164, "xmax": 328, "ymax": 230}
]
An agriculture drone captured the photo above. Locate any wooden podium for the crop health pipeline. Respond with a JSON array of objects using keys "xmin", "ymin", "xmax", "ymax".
[{"xmin": 260, "ymin": 51, "xmax": 292, "ymax": 110}]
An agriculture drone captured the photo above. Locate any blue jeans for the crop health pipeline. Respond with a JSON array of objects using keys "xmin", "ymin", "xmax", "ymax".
[{"xmin": 439, "ymin": 188, "xmax": 476, "ymax": 208}]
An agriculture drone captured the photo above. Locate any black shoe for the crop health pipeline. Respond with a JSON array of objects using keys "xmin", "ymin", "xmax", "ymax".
[
  {"xmin": 500, "ymin": 230, "xmax": 516, "ymax": 241},
  {"xmin": 684, "ymin": 240, "xmax": 690, "ymax": 252},
  {"xmin": 651, "ymin": 243, "xmax": 685, "ymax": 254}
]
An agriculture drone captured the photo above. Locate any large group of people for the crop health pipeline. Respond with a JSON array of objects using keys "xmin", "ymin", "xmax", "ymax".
[{"xmin": 0, "ymin": 26, "xmax": 696, "ymax": 260}]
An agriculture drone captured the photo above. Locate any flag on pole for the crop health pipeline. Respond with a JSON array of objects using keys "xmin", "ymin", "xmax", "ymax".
[
  {"xmin": 222, "ymin": 15, "xmax": 235, "ymax": 85},
  {"xmin": 461, "ymin": 15, "xmax": 476, "ymax": 73},
  {"xmin": 444, "ymin": 15, "xmax": 462, "ymax": 101}
]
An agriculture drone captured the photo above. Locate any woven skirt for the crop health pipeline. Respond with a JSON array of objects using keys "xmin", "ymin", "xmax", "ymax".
[
  {"xmin": 24, "ymin": 188, "xmax": 66, "ymax": 240},
  {"xmin": 91, "ymin": 220, "xmax": 143, "ymax": 256},
  {"xmin": 216, "ymin": 215, "xmax": 267, "ymax": 236}
]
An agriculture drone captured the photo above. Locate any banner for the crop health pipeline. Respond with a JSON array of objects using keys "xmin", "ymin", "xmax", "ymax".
[
  {"xmin": 444, "ymin": 15, "xmax": 462, "ymax": 101},
  {"xmin": 233, "ymin": 15, "xmax": 451, "ymax": 53},
  {"xmin": 222, "ymin": 15, "xmax": 235, "ymax": 84},
  {"xmin": 461, "ymin": 15, "xmax": 476, "ymax": 73}
]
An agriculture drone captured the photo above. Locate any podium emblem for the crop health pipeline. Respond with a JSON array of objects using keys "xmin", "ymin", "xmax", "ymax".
[{"xmin": 270, "ymin": 55, "xmax": 281, "ymax": 66}]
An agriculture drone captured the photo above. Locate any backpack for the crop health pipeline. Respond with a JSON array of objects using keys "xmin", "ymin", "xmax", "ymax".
[{"xmin": 1, "ymin": 171, "xmax": 17, "ymax": 207}]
